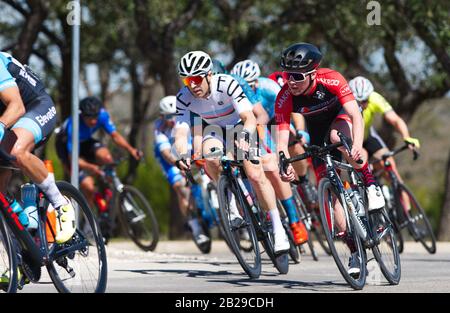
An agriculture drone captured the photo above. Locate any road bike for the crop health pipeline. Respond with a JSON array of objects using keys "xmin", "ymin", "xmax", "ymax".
[
  {"xmin": 371, "ymin": 144, "xmax": 436, "ymax": 254},
  {"xmin": 94, "ymin": 159, "xmax": 159, "ymax": 252},
  {"xmin": 280, "ymin": 132, "xmax": 401, "ymax": 290},
  {"xmin": 0, "ymin": 147, "xmax": 107, "ymax": 293}
]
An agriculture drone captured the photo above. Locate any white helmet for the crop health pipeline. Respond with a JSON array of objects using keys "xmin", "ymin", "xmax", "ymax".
[
  {"xmin": 178, "ymin": 51, "xmax": 212, "ymax": 77},
  {"xmin": 348, "ymin": 76, "xmax": 374, "ymax": 101},
  {"xmin": 231, "ymin": 60, "xmax": 261, "ymax": 82},
  {"xmin": 159, "ymin": 95, "xmax": 177, "ymax": 115}
]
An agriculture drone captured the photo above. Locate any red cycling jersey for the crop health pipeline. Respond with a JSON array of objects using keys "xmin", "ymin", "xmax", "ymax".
[
  {"xmin": 275, "ymin": 68, "xmax": 355, "ymax": 131},
  {"xmin": 268, "ymin": 71, "xmax": 286, "ymax": 88}
]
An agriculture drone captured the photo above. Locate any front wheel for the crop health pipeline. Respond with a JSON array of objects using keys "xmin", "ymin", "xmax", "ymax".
[
  {"xmin": 117, "ymin": 185, "xmax": 159, "ymax": 252},
  {"xmin": 217, "ymin": 175, "xmax": 261, "ymax": 279},
  {"xmin": 396, "ymin": 184, "xmax": 436, "ymax": 254},
  {"xmin": 0, "ymin": 218, "xmax": 17, "ymax": 293},
  {"xmin": 46, "ymin": 181, "xmax": 107, "ymax": 293},
  {"xmin": 318, "ymin": 178, "xmax": 367, "ymax": 290},
  {"xmin": 369, "ymin": 209, "xmax": 401, "ymax": 285}
]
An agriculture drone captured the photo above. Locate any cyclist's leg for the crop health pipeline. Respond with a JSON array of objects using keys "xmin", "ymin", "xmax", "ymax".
[
  {"xmin": 202, "ymin": 137, "xmax": 223, "ymax": 182},
  {"xmin": 93, "ymin": 145, "xmax": 114, "ymax": 166},
  {"xmin": 79, "ymin": 174, "xmax": 96, "ymax": 210},
  {"xmin": 11, "ymin": 96, "xmax": 76, "ymax": 243}
]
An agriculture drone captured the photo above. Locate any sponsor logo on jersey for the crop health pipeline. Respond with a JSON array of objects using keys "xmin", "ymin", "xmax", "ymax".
[
  {"xmin": 19, "ymin": 69, "xmax": 37, "ymax": 87},
  {"xmin": 277, "ymin": 89, "xmax": 290, "ymax": 109},
  {"xmin": 317, "ymin": 78, "xmax": 339, "ymax": 86},
  {"xmin": 340, "ymin": 84, "xmax": 351, "ymax": 96},
  {"xmin": 35, "ymin": 106, "xmax": 56, "ymax": 126},
  {"xmin": 314, "ymin": 91, "xmax": 326, "ymax": 100}
]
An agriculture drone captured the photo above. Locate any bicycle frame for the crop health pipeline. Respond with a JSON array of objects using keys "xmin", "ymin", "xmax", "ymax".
[{"xmin": 322, "ymin": 154, "xmax": 369, "ymax": 243}]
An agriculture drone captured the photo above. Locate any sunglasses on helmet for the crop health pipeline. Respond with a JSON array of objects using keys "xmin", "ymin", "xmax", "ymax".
[
  {"xmin": 282, "ymin": 69, "xmax": 316, "ymax": 83},
  {"xmin": 182, "ymin": 74, "xmax": 206, "ymax": 86}
]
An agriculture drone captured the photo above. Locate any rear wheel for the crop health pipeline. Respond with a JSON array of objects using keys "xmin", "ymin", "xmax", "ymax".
[
  {"xmin": 46, "ymin": 181, "xmax": 107, "ymax": 293},
  {"xmin": 217, "ymin": 175, "xmax": 261, "ymax": 278},
  {"xmin": 318, "ymin": 178, "xmax": 367, "ymax": 290},
  {"xmin": 117, "ymin": 185, "xmax": 159, "ymax": 252}
]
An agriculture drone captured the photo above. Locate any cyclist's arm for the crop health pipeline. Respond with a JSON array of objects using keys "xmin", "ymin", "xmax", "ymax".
[
  {"xmin": 239, "ymin": 110, "xmax": 257, "ymax": 134},
  {"xmin": 110, "ymin": 131, "xmax": 138, "ymax": 156},
  {"xmin": 342, "ymin": 100, "xmax": 364, "ymax": 148},
  {"xmin": 383, "ymin": 110, "xmax": 411, "ymax": 140},
  {"xmin": 68, "ymin": 154, "xmax": 103, "ymax": 175},
  {"xmin": 291, "ymin": 112, "xmax": 306, "ymax": 131},
  {"xmin": 174, "ymin": 124, "xmax": 190, "ymax": 158},
  {"xmin": 191, "ymin": 123, "xmax": 203, "ymax": 159},
  {"xmin": 252, "ymin": 102, "xmax": 270, "ymax": 125},
  {"xmin": 160, "ymin": 148, "xmax": 177, "ymax": 165},
  {"xmin": 0, "ymin": 87, "xmax": 26, "ymax": 127}
]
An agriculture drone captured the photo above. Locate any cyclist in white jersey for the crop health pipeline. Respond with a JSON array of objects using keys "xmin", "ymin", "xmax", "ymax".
[
  {"xmin": 174, "ymin": 51, "xmax": 290, "ymax": 253},
  {"xmin": 231, "ymin": 60, "xmax": 309, "ymax": 245}
]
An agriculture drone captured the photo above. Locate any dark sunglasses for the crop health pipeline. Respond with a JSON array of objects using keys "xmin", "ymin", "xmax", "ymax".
[{"xmin": 282, "ymin": 70, "xmax": 316, "ymax": 82}]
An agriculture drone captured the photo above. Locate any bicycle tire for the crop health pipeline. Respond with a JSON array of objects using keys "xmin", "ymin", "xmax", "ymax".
[
  {"xmin": 260, "ymin": 232, "xmax": 290, "ymax": 274},
  {"xmin": 397, "ymin": 184, "xmax": 436, "ymax": 254},
  {"xmin": 46, "ymin": 181, "xmax": 108, "ymax": 293},
  {"xmin": 117, "ymin": 185, "xmax": 159, "ymax": 252},
  {"xmin": 294, "ymin": 203, "xmax": 319, "ymax": 261},
  {"xmin": 369, "ymin": 209, "xmax": 401, "ymax": 285},
  {"xmin": 388, "ymin": 207, "xmax": 404, "ymax": 254},
  {"xmin": 318, "ymin": 178, "xmax": 367, "ymax": 290},
  {"xmin": 217, "ymin": 175, "xmax": 261, "ymax": 279},
  {"xmin": 0, "ymin": 218, "xmax": 17, "ymax": 293}
]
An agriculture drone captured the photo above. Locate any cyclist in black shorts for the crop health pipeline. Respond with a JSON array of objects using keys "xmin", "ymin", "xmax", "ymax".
[
  {"xmin": 55, "ymin": 96, "xmax": 141, "ymax": 211},
  {"xmin": 0, "ymin": 51, "xmax": 75, "ymax": 244}
]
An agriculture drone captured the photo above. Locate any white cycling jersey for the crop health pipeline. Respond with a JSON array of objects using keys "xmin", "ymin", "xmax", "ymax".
[{"xmin": 175, "ymin": 74, "xmax": 253, "ymax": 129}]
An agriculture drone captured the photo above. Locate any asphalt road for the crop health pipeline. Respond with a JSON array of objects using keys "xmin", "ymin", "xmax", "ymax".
[{"xmin": 21, "ymin": 240, "xmax": 450, "ymax": 293}]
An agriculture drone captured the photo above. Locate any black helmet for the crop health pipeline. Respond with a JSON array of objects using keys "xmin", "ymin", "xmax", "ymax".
[
  {"xmin": 80, "ymin": 97, "xmax": 102, "ymax": 117},
  {"xmin": 280, "ymin": 43, "xmax": 322, "ymax": 72},
  {"xmin": 212, "ymin": 59, "xmax": 227, "ymax": 74}
]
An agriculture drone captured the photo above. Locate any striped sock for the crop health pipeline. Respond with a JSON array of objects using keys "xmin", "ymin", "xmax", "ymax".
[{"xmin": 356, "ymin": 163, "xmax": 376, "ymax": 187}]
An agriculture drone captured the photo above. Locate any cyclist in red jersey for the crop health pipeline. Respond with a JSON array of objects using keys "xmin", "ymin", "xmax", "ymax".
[{"xmin": 275, "ymin": 43, "xmax": 385, "ymax": 276}]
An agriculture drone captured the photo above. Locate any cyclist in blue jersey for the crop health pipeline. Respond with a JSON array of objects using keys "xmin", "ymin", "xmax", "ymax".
[
  {"xmin": 0, "ymin": 51, "xmax": 75, "ymax": 244},
  {"xmin": 56, "ymin": 97, "xmax": 141, "ymax": 211},
  {"xmin": 153, "ymin": 95, "xmax": 210, "ymax": 247},
  {"xmin": 230, "ymin": 59, "xmax": 310, "ymax": 245}
]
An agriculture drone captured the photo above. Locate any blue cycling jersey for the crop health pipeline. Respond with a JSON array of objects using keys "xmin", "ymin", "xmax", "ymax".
[
  {"xmin": 254, "ymin": 77, "xmax": 281, "ymax": 119},
  {"xmin": 153, "ymin": 118, "xmax": 192, "ymax": 185},
  {"xmin": 0, "ymin": 53, "xmax": 17, "ymax": 92},
  {"xmin": 231, "ymin": 74, "xmax": 259, "ymax": 105},
  {"xmin": 64, "ymin": 108, "xmax": 117, "ymax": 152}
]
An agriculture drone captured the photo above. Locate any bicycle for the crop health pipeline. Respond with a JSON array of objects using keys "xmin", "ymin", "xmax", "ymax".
[
  {"xmin": 371, "ymin": 144, "xmax": 436, "ymax": 254},
  {"xmin": 211, "ymin": 148, "xmax": 289, "ymax": 278},
  {"xmin": 94, "ymin": 159, "xmax": 159, "ymax": 252},
  {"xmin": 280, "ymin": 132, "xmax": 401, "ymax": 290},
  {"xmin": 0, "ymin": 148, "xmax": 107, "ymax": 293}
]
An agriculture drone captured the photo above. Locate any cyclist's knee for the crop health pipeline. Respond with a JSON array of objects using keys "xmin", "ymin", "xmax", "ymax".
[
  {"xmin": 96, "ymin": 147, "xmax": 113, "ymax": 164},
  {"xmin": 80, "ymin": 178, "xmax": 96, "ymax": 195}
]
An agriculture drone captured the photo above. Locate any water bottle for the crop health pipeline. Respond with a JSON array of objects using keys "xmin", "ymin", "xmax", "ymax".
[
  {"xmin": 350, "ymin": 189, "xmax": 365, "ymax": 217},
  {"xmin": 21, "ymin": 183, "xmax": 39, "ymax": 230},
  {"xmin": 9, "ymin": 197, "xmax": 29, "ymax": 228}
]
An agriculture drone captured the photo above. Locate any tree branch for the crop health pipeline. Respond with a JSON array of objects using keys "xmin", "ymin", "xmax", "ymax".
[{"xmin": 167, "ymin": 0, "xmax": 203, "ymax": 35}]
